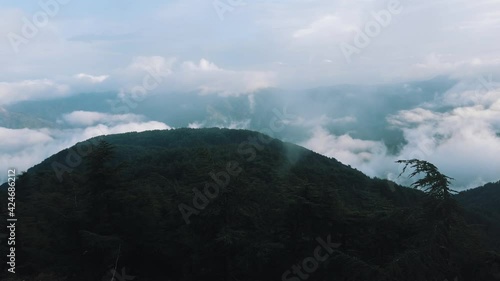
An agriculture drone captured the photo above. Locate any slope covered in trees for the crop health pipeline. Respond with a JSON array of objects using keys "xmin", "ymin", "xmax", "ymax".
[
  {"xmin": 456, "ymin": 181, "xmax": 500, "ymax": 252},
  {"xmin": 0, "ymin": 128, "xmax": 498, "ymax": 281}
]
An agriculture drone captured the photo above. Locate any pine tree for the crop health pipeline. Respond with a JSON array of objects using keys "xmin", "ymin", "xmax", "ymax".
[
  {"xmin": 396, "ymin": 159, "xmax": 463, "ymax": 280},
  {"xmin": 397, "ymin": 159, "xmax": 456, "ymax": 201}
]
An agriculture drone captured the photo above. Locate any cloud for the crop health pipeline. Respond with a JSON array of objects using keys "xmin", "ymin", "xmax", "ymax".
[
  {"xmin": 407, "ymin": 54, "xmax": 500, "ymax": 80},
  {"xmin": 386, "ymin": 79, "xmax": 500, "ymax": 189},
  {"xmin": 297, "ymin": 76, "xmax": 500, "ymax": 190},
  {"xmin": 68, "ymin": 32, "xmax": 139, "ymax": 43},
  {"xmin": 0, "ymin": 79, "xmax": 69, "ymax": 105},
  {"xmin": 456, "ymin": 10, "xmax": 500, "ymax": 30},
  {"xmin": 333, "ymin": 116, "xmax": 357, "ymax": 124},
  {"xmin": 74, "ymin": 73, "xmax": 109, "ymax": 83},
  {"xmin": 188, "ymin": 103, "xmax": 252, "ymax": 129},
  {"xmin": 301, "ymin": 126, "xmax": 387, "ymax": 174},
  {"xmin": 440, "ymin": 77, "xmax": 500, "ymax": 107},
  {"xmin": 79, "ymin": 121, "xmax": 171, "ymax": 137},
  {"xmin": 2, "ymin": 0, "xmax": 500, "ymax": 88},
  {"xmin": 0, "ymin": 119, "xmax": 171, "ymax": 184},
  {"xmin": 188, "ymin": 119, "xmax": 251, "ymax": 130},
  {"xmin": 0, "ymin": 127, "xmax": 53, "ymax": 150},
  {"xmin": 387, "ymin": 108, "xmax": 439, "ymax": 127},
  {"xmin": 2, "ymin": 0, "xmax": 500, "ymax": 190},
  {"xmin": 177, "ymin": 58, "xmax": 275, "ymax": 96},
  {"xmin": 126, "ymin": 56, "xmax": 176, "ymax": 74},
  {"xmin": 293, "ymin": 14, "xmax": 356, "ymax": 38},
  {"xmin": 0, "ymin": 54, "xmax": 275, "ymax": 110},
  {"xmin": 290, "ymin": 115, "xmax": 357, "ymax": 128},
  {"xmin": 61, "ymin": 111, "xmax": 145, "ymax": 127},
  {"xmin": 117, "ymin": 57, "xmax": 275, "ymax": 96},
  {"xmin": 182, "ymin": 58, "xmax": 221, "ymax": 71}
]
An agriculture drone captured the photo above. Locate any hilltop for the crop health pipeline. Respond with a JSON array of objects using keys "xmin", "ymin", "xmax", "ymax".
[{"xmin": 0, "ymin": 128, "xmax": 498, "ymax": 281}]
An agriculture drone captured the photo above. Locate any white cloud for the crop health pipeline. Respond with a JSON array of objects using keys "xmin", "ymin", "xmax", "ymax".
[
  {"xmin": 118, "ymin": 57, "xmax": 275, "ymax": 96},
  {"xmin": 440, "ymin": 78, "xmax": 500, "ymax": 107},
  {"xmin": 296, "ymin": 77, "xmax": 500, "ymax": 190},
  {"xmin": 0, "ymin": 127, "xmax": 53, "ymax": 150},
  {"xmin": 407, "ymin": 54, "xmax": 500, "ymax": 80},
  {"xmin": 291, "ymin": 115, "xmax": 357, "ymax": 127},
  {"xmin": 93, "ymin": 56, "xmax": 276, "ymax": 97},
  {"xmin": 456, "ymin": 10, "xmax": 500, "ymax": 30},
  {"xmin": 386, "ymin": 80, "xmax": 500, "ymax": 189},
  {"xmin": 0, "ymin": 120, "xmax": 171, "ymax": 184},
  {"xmin": 61, "ymin": 111, "xmax": 145, "ymax": 127},
  {"xmin": 387, "ymin": 108, "xmax": 439, "ymax": 127},
  {"xmin": 79, "ymin": 121, "xmax": 171, "ymax": 137},
  {"xmin": 2, "ymin": 0, "xmax": 500, "ymax": 190},
  {"xmin": 75, "ymin": 73, "xmax": 109, "ymax": 83},
  {"xmin": 2, "ymin": 0, "xmax": 500, "ymax": 87},
  {"xmin": 177, "ymin": 58, "xmax": 275, "ymax": 96},
  {"xmin": 188, "ymin": 118, "xmax": 251, "ymax": 130},
  {"xmin": 301, "ymin": 126, "xmax": 387, "ymax": 174},
  {"xmin": 182, "ymin": 58, "xmax": 221, "ymax": 71},
  {"xmin": 187, "ymin": 121, "xmax": 203, "ymax": 129},
  {"xmin": 332, "ymin": 116, "xmax": 357, "ymax": 124},
  {"xmin": 0, "ymin": 79, "xmax": 69, "ymax": 105},
  {"xmin": 126, "ymin": 56, "xmax": 175, "ymax": 74},
  {"xmin": 293, "ymin": 14, "xmax": 356, "ymax": 38}
]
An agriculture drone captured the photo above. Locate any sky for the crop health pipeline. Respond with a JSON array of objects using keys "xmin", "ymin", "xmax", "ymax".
[{"xmin": 1, "ymin": 0, "xmax": 500, "ymax": 189}]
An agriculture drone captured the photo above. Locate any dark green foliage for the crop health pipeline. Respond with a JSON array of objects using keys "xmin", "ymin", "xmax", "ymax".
[
  {"xmin": 0, "ymin": 129, "xmax": 498, "ymax": 281},
  {"xmin": 456, "ymin": 181, "xmax": 500, "ymax": 252},
  {"xmin": 394, "ymin": 159, "xmax": 496, "ymax": 281},
  {"xmin": 397, "ymin": 159, "xmax": 456, "ymax": 199}
]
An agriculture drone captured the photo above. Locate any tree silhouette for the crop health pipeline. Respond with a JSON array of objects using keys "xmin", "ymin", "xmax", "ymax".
[
  {"xmin": 396, "ymin": 158, "xmax": 461, "ymax": 225},
  {"xmin": 396, "ymin": 159, "xmax": 467, "ymax": 280},
  {"xmin": 396, "ymin": 159, "xmax": 457, "ymax": 200}
]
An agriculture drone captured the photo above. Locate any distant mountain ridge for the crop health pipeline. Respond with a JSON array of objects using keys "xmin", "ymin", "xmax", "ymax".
[
  {"xmin": 0, "ymin": 107, "xmax": 55, "ymax": 129},
  {"xmin": 457, "ymin": 181, "xmax": 500, "ymax": 251}
]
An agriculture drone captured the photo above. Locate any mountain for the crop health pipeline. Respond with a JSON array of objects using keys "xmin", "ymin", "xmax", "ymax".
[
  {"xmin": 4, "ymin": 76, "xmax": 457, "ymax": 151},
  {"xmin": 0, "ymin": 128, "xmax": 498, "ymax": 281},
  {"xmin": 0, "ymin": 107, "xmax": 55, "ymax": 129},
  {"xmin": 456, "ymin": 181, "xmax": 500, "ymax": 251}
]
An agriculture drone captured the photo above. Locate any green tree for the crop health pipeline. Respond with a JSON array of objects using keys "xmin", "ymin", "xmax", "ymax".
[
  {"xmin": 395, "ymin": 159, "xmax": 477, "ymax": 280},
  {"xmin": 397, "ymin": 159, "xmax": 456, "ymax": 201},
  {"xmin": 397, "ymin": 159, "xmax": 459, "ymax": 227},
  {"xmin": 85, "ymin": 140, "xmax": 117, "ymax": 191}
]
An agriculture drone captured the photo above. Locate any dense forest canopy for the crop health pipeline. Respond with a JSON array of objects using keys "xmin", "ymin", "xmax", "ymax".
[{"xmin": 0, "ymin": 128, "xmax": 499, "ymax": 281}]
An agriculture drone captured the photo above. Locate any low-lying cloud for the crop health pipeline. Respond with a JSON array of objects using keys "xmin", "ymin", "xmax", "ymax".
[
  {"xmin": 61, "ymin": 111, "xmax": 145, "ymax": 127},
  {"xmin": 0, "ymin": 79, "xmax": 70, "ymax": 105},
  {"xmin": 0, "ymin": 114, "xmax": 171, "ymax": 184},
  {"xmin": 301, "ymin": 77, "xmax": 500, "ymax": 190}
]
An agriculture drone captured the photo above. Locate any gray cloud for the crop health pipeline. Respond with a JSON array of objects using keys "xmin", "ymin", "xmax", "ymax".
[
  {"xmin": 60, "ymin": 111, "xmax": 145, "ymax": 127},
  {"xmin": 0, "ymin": 79, "xmax": 70, "ymax": 105},
  {"xmin": 1, "ymin": 0, "xmax": 500, "ymax": 190},
  {"xmin": 0, "ymin": 117, "xmax": 171, "ymax": 184},
  {"xmin": 301, "ymin": 77, "xmax": 500, "ymax": 190}
]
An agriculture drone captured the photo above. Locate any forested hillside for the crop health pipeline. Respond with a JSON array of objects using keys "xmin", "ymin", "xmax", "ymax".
[
  {"xmin": 0, "ymin": 128, "xmax": 498, "ymax": 281},
  {"xmin": 457, "ymin": 181, "xmax": 500, "ymax": 252}
]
